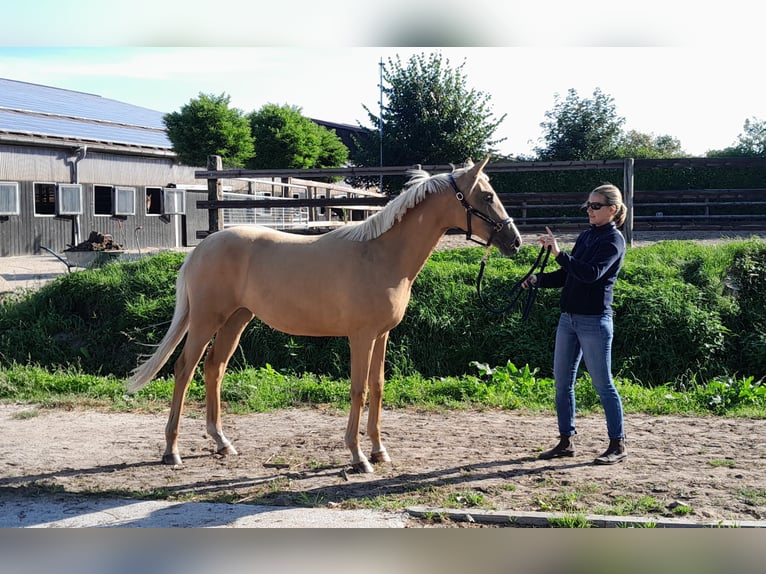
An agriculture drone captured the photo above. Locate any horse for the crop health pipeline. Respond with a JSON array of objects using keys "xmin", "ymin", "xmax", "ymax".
[{"xmin": 126, "ymin": 156, "xmax": 522, "ymax": 473}]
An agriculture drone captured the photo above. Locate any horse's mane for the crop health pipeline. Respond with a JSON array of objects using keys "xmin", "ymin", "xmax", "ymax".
[{"xmin": 333, "ymin": 165, "xmax": 472, "ymax": 242}]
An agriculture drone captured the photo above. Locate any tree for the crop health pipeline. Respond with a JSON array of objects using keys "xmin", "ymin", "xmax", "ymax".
[
  {"xmin": 616, "ymin": 130, "xmax": 686, "ymax": 159},
  {"xmin": 247, "ymin": 104, "xmax": 348, "ymax": 169},
  {"xmin": 535, "ymin": 88, "xmax": 624, "ymax": 161},
  {"xmin": 709, "ymin": 117, "xmax": 766, "ymax": 157},
  {"xmin": 163, "ymin": 93, "xmax": 254, "ymax": 168},
  {"xmin": 735, "ymin": 117, "xmax": 766, "ymax": 156},
  {"xmin": 351, "ymin": 52, "xmax": 506, "ymax": 192},
  {"xmin": 316, "ymin": 126, "xmax": 351, "ymax": 168}
]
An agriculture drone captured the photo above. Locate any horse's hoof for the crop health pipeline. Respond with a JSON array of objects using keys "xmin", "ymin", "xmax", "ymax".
[
  {"xmin": 370, "ymin": 449, "xmax": 391, "ymax": 463},
  {"xmin": 162, "ymin": 453, "xmax": 183, "ymax": 465},
  {"xmin": 351, "ymin": 460, "xmax": 375, "ymax": 474},
  {"xmin": 217, "ymin": 444, "xmax": 238, "ymax": 456}
]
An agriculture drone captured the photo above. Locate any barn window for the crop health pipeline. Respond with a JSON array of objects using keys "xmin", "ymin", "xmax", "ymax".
[
  {"xmin": 56, "ymin": 184, "xmax": 83, "ymax": 215},
  {"xmin": 94, "ymin": 184, "xmax": 113, "ymax": 215},
  {"xmin": 0, "ymin": 182, "xmax": 20, "ymax": 216},
  {"xmin": 146, "ymin": 187, "xmax": 163, "ymax": 215},
  {"xmin": 114, "ymin": 187, "xmax": 136, "ymax": 216},
  {"xmin": 163, "ymin": 187, "xmax": 186, "ymax": 215},
  {"xmin": 33, "ymin": 182, "xmax": 56, "ymax": 216}
]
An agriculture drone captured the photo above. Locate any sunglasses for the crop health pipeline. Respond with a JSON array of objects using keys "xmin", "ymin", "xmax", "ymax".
[{"xmin": 583, "ymin": 202, "xmax": 610, "ymax": 211}]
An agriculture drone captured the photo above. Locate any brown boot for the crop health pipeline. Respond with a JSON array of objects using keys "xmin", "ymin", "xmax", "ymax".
[
  {"xmin": 594, "ymin": 438, "xmax": 627, "ymax": 465},
  {"xmin": 538, "ymin": 435, "xmax": 575, "ymax": 460}
]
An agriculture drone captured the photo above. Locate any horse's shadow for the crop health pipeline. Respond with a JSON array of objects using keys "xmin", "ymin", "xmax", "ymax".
[
  {"xmin": 0, "ymin": 453, "xmax": 599, "ymax": 527},
  {"xmin": 0, "ymin": 454, "xmax": 600, "ymax": 528},
  {"xmin": 292, "ymin": 456, "xmax": 594, "ymax": 502},
  {"xmin": 1, "ymin": 452, "xmax": 591, "ymax": 504}
]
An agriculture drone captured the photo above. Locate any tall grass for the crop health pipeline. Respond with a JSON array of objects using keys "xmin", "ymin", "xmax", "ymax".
[{"xmin": 1, "ymin": 360, "xmax": 763, "ymax": 417}]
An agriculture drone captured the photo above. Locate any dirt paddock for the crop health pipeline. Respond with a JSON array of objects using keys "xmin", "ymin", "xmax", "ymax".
[{"xmin": 1, "ymin": 401, "xmax": 764, "ymax": 525}]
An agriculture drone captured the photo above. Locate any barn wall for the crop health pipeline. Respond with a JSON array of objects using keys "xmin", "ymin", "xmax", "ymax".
[
  {"xmin": 0, "ymin": 143, "xmax": 246, "ymax": 256},
  {"xmin": 0, "ymin": 145, "xmax": 71, "ymax": 182}
]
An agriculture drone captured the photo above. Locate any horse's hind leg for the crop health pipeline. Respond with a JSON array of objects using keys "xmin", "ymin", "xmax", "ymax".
[
  {"xmin": 203, "ymin": 308, "xmax": 254, "ymax": 457},
  {"xmin": 164, "ymin": 333, "xmax": 211, "ymax": 465},
  {"xmin": 346, "ymin": 334, "xmax": 375, "ymax": 473},
  {"xmin": 367, "ymin": 332, "xmax": 391, "ymax": 464}
]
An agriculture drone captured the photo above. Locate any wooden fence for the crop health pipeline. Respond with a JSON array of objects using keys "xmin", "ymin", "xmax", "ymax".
[
  {"xmin": 195, "ymin": 157, "xmax": 766, "ymax": 246},
  {"xmin": 500, "ymin": 188, "xmax": 766, "ymax": 231}
]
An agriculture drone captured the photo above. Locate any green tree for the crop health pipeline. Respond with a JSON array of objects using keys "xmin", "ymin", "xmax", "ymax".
[
  {"xmin": 535, "ymin": 88, "xmax": 624, "ymax": 161},
  {"xmin": 616, "ymin": 130, "xmax": 686, "ymax": 159},
  {"xmin": 247, "ymin": 103, "xmax": 348, "ymax": 169},
  {"xmin": 163, "ymin": 93, "xmax": 254, "ymax": 168},
  {"xmin": 708, "ymin": 117, "xmax": 766, "ymax": 158},
  {"xmin": 351, "ymin": 52, "xmax": 506, "ymax": 192},
  {"xmin": 316, "ymin": 121, "xmax": 351, "ymax": 168}
]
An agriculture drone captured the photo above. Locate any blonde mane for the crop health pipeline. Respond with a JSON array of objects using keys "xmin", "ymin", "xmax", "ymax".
[{"xmin": 333, "ymin": 165, "xmax": 474, "ymax": 242}]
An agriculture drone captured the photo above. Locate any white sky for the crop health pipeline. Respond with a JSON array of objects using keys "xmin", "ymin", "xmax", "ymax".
[{"xmin": 1, "ymin": 2, "xmax": 762, "ymax": 158}]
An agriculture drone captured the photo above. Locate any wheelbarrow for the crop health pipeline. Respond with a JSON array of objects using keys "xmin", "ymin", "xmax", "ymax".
[{"xmin": 40, "ymin": 246, "xmax": 124, "ymax": 273}]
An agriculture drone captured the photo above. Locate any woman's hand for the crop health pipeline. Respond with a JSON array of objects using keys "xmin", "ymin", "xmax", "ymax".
[
  {"xmin": 538, "ymin": 226, "xmax": 560, "ymax": 257},
  {"xmin": 521, "ymin": 274, "xmax": 537, "ymax": 289}
]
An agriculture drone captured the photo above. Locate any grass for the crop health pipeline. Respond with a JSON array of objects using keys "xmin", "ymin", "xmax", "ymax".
[
  {"xmin": 594, "ymin": 495, "xmax": 665, "ymax": 516},
  {"xmin": 737, "ymin": 488, "xmax": 766, "ymax": 506},
  {"xmin": 709, "ymin": 458, "xmax": 737, "ymax": 468},
  {"xmin": 1, "ymin": 361, "xmax": 763, "ymax": 419},
  {"xmin": 548, "ymin": 514, "xmax": 592, "ymax": 528}
]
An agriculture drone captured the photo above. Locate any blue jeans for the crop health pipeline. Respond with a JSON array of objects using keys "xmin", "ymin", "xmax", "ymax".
[{"xmin": 553, "ymin": 312, "xmax": 624, "ymax": 439}]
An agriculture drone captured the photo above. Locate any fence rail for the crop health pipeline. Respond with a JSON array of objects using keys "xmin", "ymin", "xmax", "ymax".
[
  {"xmin": 194, "ymin": 157, "xmax": 766, "ymax": 243},
  {"xmin": 501, "ymin": 188, "xmax": 766, "ymax": 231}
]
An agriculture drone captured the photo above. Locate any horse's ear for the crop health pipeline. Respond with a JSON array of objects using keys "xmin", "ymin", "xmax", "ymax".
[{"xmin": 466, "ymin": 155, "xmax": 490, "ymax": 182}]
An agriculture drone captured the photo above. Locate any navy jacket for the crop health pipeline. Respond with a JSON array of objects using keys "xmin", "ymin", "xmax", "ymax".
[{"xmin": 537, "ymin": 222, "xmax": 626, "ymax": 315}]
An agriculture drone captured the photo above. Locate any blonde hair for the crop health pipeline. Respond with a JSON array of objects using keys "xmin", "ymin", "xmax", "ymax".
[{"xmin": 590, "ymin": 184, "xmax": 626, "ymax": 228}]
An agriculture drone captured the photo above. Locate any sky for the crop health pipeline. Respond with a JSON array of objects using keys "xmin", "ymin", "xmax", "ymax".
[{"xmin": 0, "ymin": 1, "xmax": 762, "ymax": 158}]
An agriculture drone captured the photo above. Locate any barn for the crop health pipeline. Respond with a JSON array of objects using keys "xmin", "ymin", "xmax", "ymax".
[
  {"xmin": 0, "ymin": 78, "xmax": 374, "ymax": 258},
  {"xmin": 0, "ymin": 78, "xmax": 233, "ymax": 257}
]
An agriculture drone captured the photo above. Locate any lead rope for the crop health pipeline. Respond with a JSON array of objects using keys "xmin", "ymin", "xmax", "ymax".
[{"xmin": 476, "ymin": 244, "xmax": 552, "ymax": 320}]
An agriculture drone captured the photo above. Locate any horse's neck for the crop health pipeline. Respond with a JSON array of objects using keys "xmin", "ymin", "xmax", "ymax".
[{"xmin": 377, "ymin": 193, "xmax": 454, "ymax": 279}]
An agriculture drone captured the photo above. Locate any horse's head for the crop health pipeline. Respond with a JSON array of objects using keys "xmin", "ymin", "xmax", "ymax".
[{"xmin": 450, "ymin": 157, "xmax": 522, "ymax": 256}]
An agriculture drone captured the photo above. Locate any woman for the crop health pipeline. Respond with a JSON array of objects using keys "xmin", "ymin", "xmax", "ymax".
[{"xmin": 523, "ymin": 184, "xmax": 628, "ymax": 465}]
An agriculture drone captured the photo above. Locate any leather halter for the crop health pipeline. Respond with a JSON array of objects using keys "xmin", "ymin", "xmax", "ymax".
[{"xmin": 447, "ymin": 173, "xmax": 513, "ymax": 247}]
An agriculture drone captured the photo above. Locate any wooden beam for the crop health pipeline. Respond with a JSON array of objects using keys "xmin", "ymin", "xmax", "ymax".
[{"xmin": 197, "ymin": 196, "xmax": 391, "ymax": 209}]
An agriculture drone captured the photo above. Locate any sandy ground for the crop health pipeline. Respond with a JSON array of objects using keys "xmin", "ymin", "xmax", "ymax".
[{"xmin": 0, "ymin": 403, "xmax": 764, "ymax": 528}]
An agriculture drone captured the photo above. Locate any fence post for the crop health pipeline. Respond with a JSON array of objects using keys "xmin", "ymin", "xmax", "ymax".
[
  {"xmin": 207, "ymin": 155, "xmax": 223, "ymax": 235},
  {"xmin": 623, "ymin": 158, "xmax": 634, "ymax": 247}
]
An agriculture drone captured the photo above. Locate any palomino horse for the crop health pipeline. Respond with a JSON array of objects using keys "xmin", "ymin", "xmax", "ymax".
[{"xmin": 127, "ymin": 157, "xmax": 522, "ymax": 473}]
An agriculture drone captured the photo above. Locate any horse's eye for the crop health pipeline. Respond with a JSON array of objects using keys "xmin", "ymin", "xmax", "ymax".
[{"xmin": 483, "ymin": 193, "xmax": 494, "ymax": 203}]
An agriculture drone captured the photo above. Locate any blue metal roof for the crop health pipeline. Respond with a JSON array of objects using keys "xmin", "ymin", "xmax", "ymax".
[{"xmin": 0, "ymin": 78, "xmax": 172, "ymax": 149}]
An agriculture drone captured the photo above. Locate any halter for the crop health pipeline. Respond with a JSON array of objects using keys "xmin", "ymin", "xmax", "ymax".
[
  {"xmin": 448, "ymin": 172, "xmax": 546, "ymax": 320},
  {"xmin": 448, "ymin": 174, "xmax": 514, "ymax": 247}
]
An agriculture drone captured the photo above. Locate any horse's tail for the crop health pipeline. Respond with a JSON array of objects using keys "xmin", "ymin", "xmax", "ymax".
[{"xmin": 126, "ymin": 261, "xmax": 191, "ymax": 394}]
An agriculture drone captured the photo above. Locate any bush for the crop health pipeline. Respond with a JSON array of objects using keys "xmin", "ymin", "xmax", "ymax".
[
  {"xmin": 0, "ymin": 240, "xmax": 764, "ymax": 386},
  {"xmin": 721, "ymin": 240, "xmax": 766, "ymax": 377}
]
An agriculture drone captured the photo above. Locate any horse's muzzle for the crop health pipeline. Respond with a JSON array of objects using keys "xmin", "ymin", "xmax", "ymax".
[{"xmin": 493, "ymin": 224, "xmax": 522, "ymax": 256}]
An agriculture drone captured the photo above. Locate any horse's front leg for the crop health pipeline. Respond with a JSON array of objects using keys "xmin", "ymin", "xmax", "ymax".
[
  {"xmin": 367, "ymin": 332, "xmax": 391, "ymax": 465},
  {"xmin": 203, "ymin": 309, "xmax": 254, "ymax": 457},
  {"xmin": 345, "ymin": 334, "xmax": 374, "ymax": 473}
]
